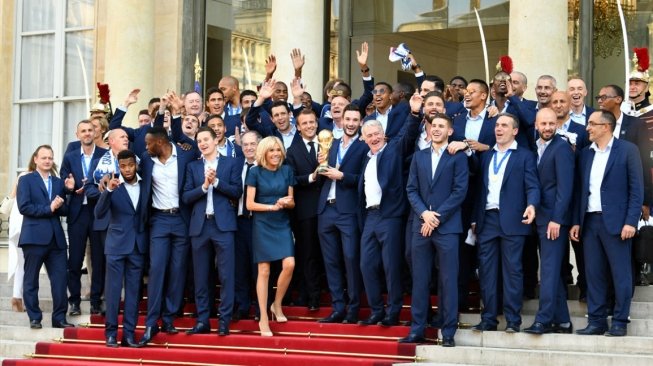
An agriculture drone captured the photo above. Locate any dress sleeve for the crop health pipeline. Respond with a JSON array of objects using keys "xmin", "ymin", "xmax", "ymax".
[
  {"xmin": 245, "ymin": 166, "xmax": 258, "ymax": 187},
  {"xmin": 285, "ymin": 165, "xmax": 296, "ymax": 186}
]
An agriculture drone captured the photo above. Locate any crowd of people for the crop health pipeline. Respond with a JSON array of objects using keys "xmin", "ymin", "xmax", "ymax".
[{"xmin": 7, "ymin": 43, "xmax": 653, "ymax": 349}]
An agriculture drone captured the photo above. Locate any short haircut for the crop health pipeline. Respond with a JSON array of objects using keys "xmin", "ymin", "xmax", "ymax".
[
  {"xmin": 512, "ymin": 71, "xmax": 528, "ymax": 85},
  {"xmin": 424, "ymin": 75, "xmax": 445, "ymax": 92},
  {"xmin": 597, "ymin": 110, "xmax": 617, "ymax": 132},
  {"xmin": 242, "ymin": 130, "xmax": 262, "ymax": 143},
  {"xmin": 138, "ymin": 109, "xmax": 150, "ymax": 117},
  {"xmin": 240, "ymin": 89, "xmax": 257, "ymax": 103},
  {"xmin": 537, "ymin": 75, "xmax": 557, "ymax": 88},
  {"xmin": 205, "ymin": 114, "xmax": 225, "ymax": 126},
  {"xmin": 148, "ymin": 97, "xmax": 161, "ymax": 106},
  {"xmin": 424, "ymin": 91, "xmax": 445, "ymax": 104},
  {"xmin": 361, "ymin": 119, "xmax": 383, "ymax": 135},
  {"xmin": 468, "ymin": 79, "xmax": 489, "ymax": 94},
  {"xmin": 298, "ymin": 108, "xmax": 317, "ymax": 119},
  {"xmin": 605, "ymin": 84, "xmax": 625, "ymax": 100},
  {"xmin": 206, "ymin": 86, "xmax": 224, "ymax": 100},
  {"xmin": 255, "ymin": 136, "xmax": 286, "ymax": 168},
  {"xmin": 270, "ymin": 100, "xmax": 290, "ymax": 113},
  {"xmin": 394, "ymin": 82, "xmax": 415, "ymax": 100},
  {"xmin": 117, "ymin": 149, "xmax": 137, "ymax": 162},
  {"xmin": 343, "ymin": 103, "xmax": 362, "ymax": 116},
  {"xmin": 374, "ymin": 81, "xmax": 393, "ymax": 93},
  {"xmin": 196, "ymin": 126, "xmax": 217, "ymax": 139},
  {"xmin": 449, "ymin": 76, "xmax": 468, "ymax": 86},
  {"xmin": 428, "ymin": 112, "xmax": 453, "ymax": 127},
  {"xmin": 147, "ymin": 126, "xmax": 170, "ymax": 141},
  {"xmin": 497, "ymin": 112, "xmax": 519, "ymax": 129},
  {"xmin": 184, "ymin": 90, "xmax": 202, "ymax": 100},
  {"xmin": 77, "ymin": 119, "xmax": 92, "ymax": 128}
]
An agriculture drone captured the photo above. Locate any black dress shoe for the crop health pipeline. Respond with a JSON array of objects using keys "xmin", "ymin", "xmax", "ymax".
[
  {"xmin": 441, "ymin": 337, "xmax": 455, "ymax": 347},
  {"xmin": 53, "ymin": 321, "xmax": 75, "ymax": 328},
  {"xmin": 398, "ymin": 333, "xmax": 426, "ymax": 343},
  {"xmin": 90, "ymin": 304, "xmax": 105, "ymax": 315},
  {"xmin": 524, "ymin": 322, "xmax": 551, "ymax": 335},
  {"xmin": 343, "ymin": 314, "xmax": 359, "ymax": 324},
  {"xmin": 575, "ymin": 324, "xmax": 607, "ymax": 335},
  {"xmin": 308, "ymin": 301, "xmax": 320, "ymax": 312},
  {"xmin": 161, "ymin": 322, "xmax": 179, "ymax": 334},
  {"xmin": 121, "ymin": 336, "xmax": 142, "ymax": 348},
  {"xmin": 139, "ymin": 326, "xmax": 160, "ymax": 345},
  {"xmin": 106, "ymin": 335, "xmax": 118, "ymax": 348},
  {"xmin": 471, "ymin": 321, "xmax": 497, "ymax": 332},
  {"xmin": 218, "ymin": 321, "xmax": 230, "ymax": 336},
  {"xmin": 358, "ymin": 313, "xmax": 385, "ymax": 326},
  {"xmin": 505, "ymin": 323, "xmax": 520, "ymax": 333},
  {"xmin": 30, "ymin": 320, "xmax": 42, "ymax": 329},
  {"xmin": 552, "ymin": 323, "xmax": 573, "ymax": 334},
  {"xmin": 68, "ymin": 303, "xmax": 81, "ymax": 316},
  {"xmin": 379, "ymin": 315, "xmax": 400, "ymax": 327},
  {"xmin": 185, "ymin": 322, "xmax": 210, "ymax": 335},
  {"xmin": 318, "ymin": 312, "xmax": 345, "ymax": 323},
  {"xmin": 605, "ymin": 325, "xmax": 627, "ymax": 337}
]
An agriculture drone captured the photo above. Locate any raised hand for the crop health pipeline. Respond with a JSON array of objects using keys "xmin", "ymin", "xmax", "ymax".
[
  {"xmin": 356, "ymin": 42, "xmax": 369, "ymax": 69},
  {"xmin": 169, "ymin": 91, "xmax": 184, "ymax": 114},
  {"xmin": 291, "ymin": 77, "xmax": 305, "ymax": 100},
  {"xmin": 259, "ymin": 79, "xmax": 276, "ymax": 100},
  {"xmin": 124, "ymin": 89, "xmax": 141, "ymax": 107},
  {"xmin": 409, "ymin": 92, "xmax": 424, "ymax": 113},
  {"xmin": 291, "ymin": 48, "xmax": 305, "ymax": 72},
  {"xmin": 64, "ymin": 173, "xmax": 75, "ymax": 191},
  {"xmin": 265, "ymin": 54, "xmax": 277, "ymax": 79}
]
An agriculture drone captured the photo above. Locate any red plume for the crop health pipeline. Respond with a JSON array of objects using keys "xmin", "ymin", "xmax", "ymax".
[
  {"xmin": 96, "ymin": 82, "xmax": 111, "ymax": 104},
  {"xmin": 634, "ymin": 48, "xmax": 649, "ymax": 72},
  {"xmin": 499, "ymin": 56, "xmax": 513, "ymax": 74}
]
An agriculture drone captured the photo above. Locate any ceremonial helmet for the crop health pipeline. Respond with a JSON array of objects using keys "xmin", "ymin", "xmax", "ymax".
[{"xmin": 629, "ymin": 48, "xmax": 650, "ymax": 83}]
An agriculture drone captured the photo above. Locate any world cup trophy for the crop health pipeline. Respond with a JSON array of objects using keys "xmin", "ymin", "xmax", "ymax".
[{"xmin": 317, "ymin": 129, "xmax": 334, "ymax": 173}]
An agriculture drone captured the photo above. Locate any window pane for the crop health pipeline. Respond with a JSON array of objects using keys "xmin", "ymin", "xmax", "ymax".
[
  {"xmin": 18, "ymin": 104, "xmax": 53, "ymax": 168},
  {"xmin": 66, "ymin": 0, "xmax": 95, "ymax": 28},
  {"xmin": 64, "ymin": 101, "xmax": 87, "ymax": 146},
  {"xmin": 65, "ymin": 31, "xmax": 94, "ymax": 97},
  {"xmin": 20, "ymin": 35, "xmax": 55, "ymax": 99},
  {"xmin": 22, "ymin": 0, "xmax": 56, "ymax": 32}
]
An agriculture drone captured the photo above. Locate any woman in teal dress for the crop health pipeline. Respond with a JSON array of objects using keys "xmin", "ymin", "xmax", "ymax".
[{"xmin": 245, "ymin": 136, "xmax": 295, "ymax": 337}]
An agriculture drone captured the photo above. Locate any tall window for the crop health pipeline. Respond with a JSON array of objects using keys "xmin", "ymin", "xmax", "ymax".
[{"xmin": 13, "ymin": 0, "xmax": 95, "ymax": 170}]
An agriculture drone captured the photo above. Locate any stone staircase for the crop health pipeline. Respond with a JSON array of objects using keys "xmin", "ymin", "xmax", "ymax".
[
  {"xmin": 0, "ymin": 273, "xmax": 90, "ymax": 362},
  {"xmin": 400, "ymin": 285, "xmax": 653, "ymax": 366}
]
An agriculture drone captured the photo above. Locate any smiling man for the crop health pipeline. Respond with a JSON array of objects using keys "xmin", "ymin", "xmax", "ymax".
[{"xmin": 567, "ymin": 78, "xmax": 594, "ymax": 125}]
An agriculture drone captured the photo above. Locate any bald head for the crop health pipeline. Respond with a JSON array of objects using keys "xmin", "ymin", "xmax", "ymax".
[
  {"xmin": 107, "ymin": 128, "xmax": 129, "ymax": 154},
  {"xmin": 535, "ymin": 108, "xmax": 558, "ymax": 141},
  {"xmin": 550, "ymin": 90, "xmax": 571, "ymax": 122}
]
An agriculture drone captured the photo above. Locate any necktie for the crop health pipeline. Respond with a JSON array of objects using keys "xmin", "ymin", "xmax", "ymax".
[
  {"xmin": 242, "ymin": 163, "xmax": 254, "ymax": 217},
  {"xmin": 308, "ymin": 141, "xmax": 316, "ymax": 161}
]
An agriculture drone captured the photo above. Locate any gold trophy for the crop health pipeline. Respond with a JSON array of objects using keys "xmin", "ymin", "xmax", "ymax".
[{"xmin": 317, "ymin": 129, "xmax": 334, "ymax": 173}]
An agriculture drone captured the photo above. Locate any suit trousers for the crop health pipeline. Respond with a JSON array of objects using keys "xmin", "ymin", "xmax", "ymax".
[
  {"xmin": 145, "ymin": 212, "xmax": 190, "ymax": 327},
  {"xmin": 104, "ymin": 247, "xmax": 144, "ymax": 338},
  {"xmin": 583, "ymin": 213, "xmax": 633, "ymax": 327},
  {"xmin": 318, "ymin": 204, "xmax": 362, "ymax": 315},
  {"xmin": 477, "ymin": 210, "xmax": 525, "ymax": 326},
  {"xmin": 534, "ymin": 224, "xmax": 571, "ymax": 325},
  {"xmin": 191, "ymin": 218, "xmax": 235, "ymax": 324},
  {"xmin": 67, "ymin": 204, "xmax": 104, "ymax": 306},
  {"xmin": 360, "ymin": 211, "xmax": 403, "ymax": 317},
  {"xmin": 234, "ymin": 216, "xmax": 255, "ymax": 315},
  {"xmin": 410, "ymin": 231, "xmax": 459, "ymax": 338},
  {"xmin": 22, "ymin": 239, "xmax": 68, "ymax": 324},
  {"xmin": 292, "ymin": 216, "xmax": 323, "ymax": 303}
]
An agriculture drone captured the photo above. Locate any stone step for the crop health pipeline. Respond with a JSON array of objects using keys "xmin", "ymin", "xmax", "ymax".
[
  {"xmin": 413, "ymin": 345, "xmax": 653, "ymax": 366},
  {"xmin": 0, "ymin": 325, "xmax": 63, "ymax": 342},
  {"xmin": 0, "ymin": 298, "xmax": 98, "ymax": 314},
  {"xmin": 0, "ymin": 340, "xmax": 36, "ymax": 360},
  {"xmin": 521, "ymin": 299, "xmax": 653, "ymax": 319},
  {"xmin": 0, "ymin": 310, "xmax": 90, "ymax": 328},
  {"xmin": 457, "ymin": 313, "xmax": 653, "ymax": 337},
  {"xmin": 454, "ymin": 329, "xmax": 653, "ymax": 355}
]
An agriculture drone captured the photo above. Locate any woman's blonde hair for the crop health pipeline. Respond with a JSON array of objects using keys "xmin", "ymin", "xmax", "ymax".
[{"xmin": 255, "ymin": 136, "xmax": 286, "ymax": 169}]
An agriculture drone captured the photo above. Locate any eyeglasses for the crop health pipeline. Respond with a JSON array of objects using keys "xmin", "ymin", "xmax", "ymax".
[
  {"xmin": 371, "ymin": 88, "xmax": 388, "ymax": 95},
  {"xmin": 594, "ymin": 95, "xmax": 617, "ymax": 102},
  {"xmin": 587, "ymin": 121, "xmax": 610, "ymax": 127}
]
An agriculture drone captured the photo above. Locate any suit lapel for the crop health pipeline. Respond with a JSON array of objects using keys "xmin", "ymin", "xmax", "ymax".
[
  {"xmin": 501, "ymin": 149, "xmax": 517, "ymax": 187},
  {"xmin": 431, "ymin": 151, "xmax": 451, "ymax": 187},
  {"xmin": 602, "ymin": 140, "xmax": 618, "ymax": 180},
  {"xmin": 116, "ymin": 184, "xmax": 136, "ymax": 213},
  {"xmin": 33, "ymin": 172, "xmax": 49, "ymax": 199}
]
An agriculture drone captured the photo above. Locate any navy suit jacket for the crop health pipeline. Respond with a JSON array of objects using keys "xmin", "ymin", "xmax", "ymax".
[
  {"xmin": 286, "ymin": 137, "xmax": 321, "ymax": 221},
  {"xmin": 364, "ymin": 100, "xmax": 410, "ymax": 140},
  {"xmin": 567, "ymin": 120, "xmax": 590, "ymax": 150},
  {"xmin": 575, "ymin": 138, "xmax": 643, "ymax": 235},
  {"xmin": 473, "ymin": 146, "xmax": 540, "ymax": 236},
  {"xmin": 451, "ymin": 110, "xmax": 497, "ymax": 151},
  {"xmin": 245, "ymin": 104, "xmax": 303, "ymax": 147},
  {"xmin": 17, "ymin": 172, "xmax": 69, "ymax": 248},
  {"xmin": 316, "ymin": 138, "xmax": 369, "ymax": 215},
  {"xmin": 182, "ymin": 155, "xmax": 242, "ymax": 236},
  {"xmin": 140, "ymin": 144, "xmax": 200, "ymax": 226},
  {"xmin": 94, "ymin": 180, "xmax": 148, "ymax": 255},
  {"xmin": 406, "ymin": 148, "xmax": 469, "ymax": 234},
  {"xmin": 110, "ymin": 108, "xmax": 162, "ymax": 157},
  {"xmin": 59, "ymin": 146, "xmax": 107, "ymax": 224},
  {"xmin": 64, "ymin": 140, "xmax": 81, "ymax": 155},
  {"xmin": 358, "ymin": 113, "xmax": 421, "ymax": 221},
  {"xmin": 535, "ymin": 135, "xmax": 575, "ymax": 227}
]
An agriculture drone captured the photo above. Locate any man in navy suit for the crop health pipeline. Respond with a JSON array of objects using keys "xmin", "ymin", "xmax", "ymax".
[
  {"xmin": 286, "ymin": 109, "xmax": 324, "ymax": 311},
  {"xmin": 567, "ymin": 78, "xmax": 594, "ymax": 125},
  {"xmin": 571, "ymin": 111, "xmax": 644, "ymax": 337},
  {"xmin": 316, "ymin": 104, "xmax": 369, "ymax": 324},
  {"xmin": 471, "ymin": 113, "xmax": 540, "ymax": 333},
  {"xmin": 357, "ymin": 93, "xmax": 422, "ymax": 326},
  {"xmin": 139, "ymin": 126, "xmax": 200, "ymax": 345},
  {"xmin": 363, "ymin": 82, "xmax": 411, "ymax": 140},
  {"xmin": 60, "ymin": 120, "xmax": 108, "ymax": 316},
  {"xmin": 551, "ymin": 91, "xmax": 590, "ymax": 150},
  {"xmin": 524, "ymin": 109, "xmax": 575, "ymax": 335},
  {"xmin": 109, "ymin": 89, "xmax": 163, "ymax": 157},
  {"xmin": 182, "ymin": 127, "xmax": 243, "ymax": 336},
  {"xmin": 204, "ymin": 87, "xmax": 241, "ymax": 138},
  {"xmin": 17, "ymin": 145, "xmax": 75, "ymax": 329},
  {"xmin": 94, "ymin": 149, "xmax": 147, "ymax": 348},
  {"xmin": 400, "ymin": 112, "xmax": 468, "ymax": 346}
]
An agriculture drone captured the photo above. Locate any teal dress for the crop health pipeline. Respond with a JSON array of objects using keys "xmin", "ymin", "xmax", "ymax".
[{"xmin": 245, "ymin": 164, "xmax": 295, "ymax": 263}]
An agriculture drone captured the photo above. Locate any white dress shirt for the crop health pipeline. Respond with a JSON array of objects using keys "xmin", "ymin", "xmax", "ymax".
[
  {"xmin": 326, "ymin": 137, "xmax": 356, "ymax": 200},
  {"xmin": 151, "ymin": 143, "xmax": 179, "ymax": 210},
  {"xmin": 431, "ymin": 144, "xmax": 448, "ymax": 178},
  {"xmin": 569, "ymin": 105, "xmax": 587, "ymax": 125},
  {"xmin": 587, "ymin": 137, "xmax": 614, "ymax": 212},
  {"xmin": 485, "ymin": 141, "xmax": 518, "ymax": 210},
  {"xmin": 364, "ymin": 144, "xmax": 387, "ymax": 208},
  {"xmin": 201, "ymin": 157, "xmax": 219, "ymax": 215},
  {"xmin": 122, "ymin": 174, "xmax": 142, "ymax": 210},
  {"xmin": 238, "ymin": 160, "xmax": 256, "ymax": 215},
  {"xmin": 375, "ymin": 107, "xmax": 392, "ymax": 133},
  {"xmin": 536, "ymin": 138, "xmax": 552, "ymax": 164},
  {"xmin": 279, "ymin": 125, "xmax": 297, "ymax": 149},
  {"xmin": 613, "ymin": 113, "xmax": 623, "ymax": 139},
  {"xmin": 465, "ymin": 108, "xmax": 487, "ymax": 141}
]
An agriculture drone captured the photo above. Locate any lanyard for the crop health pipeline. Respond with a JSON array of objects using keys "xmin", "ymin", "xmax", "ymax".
[
  {"xmin": 47, "ymin": 176, "xmax": 52, "ymax": 200},
  {"xmin": 337, "ymin": 139, "xmax": 353, "ymax": 167},
  {"xmin": 81, "ymin": 153, "xmax": 91, "ymax": 179},
  {"xmin": 492, "ymin": 149, "xmax": 512, "ymax": 176}
]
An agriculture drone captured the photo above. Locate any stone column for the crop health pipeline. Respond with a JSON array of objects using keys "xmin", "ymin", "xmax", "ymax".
[
  {"xmin": 509, "ymin": 0, "xmax": 568, "ymax": 100},
  {"xmin": 270, "ymin": 0, "xmax": 325, "ymax": 102}
]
